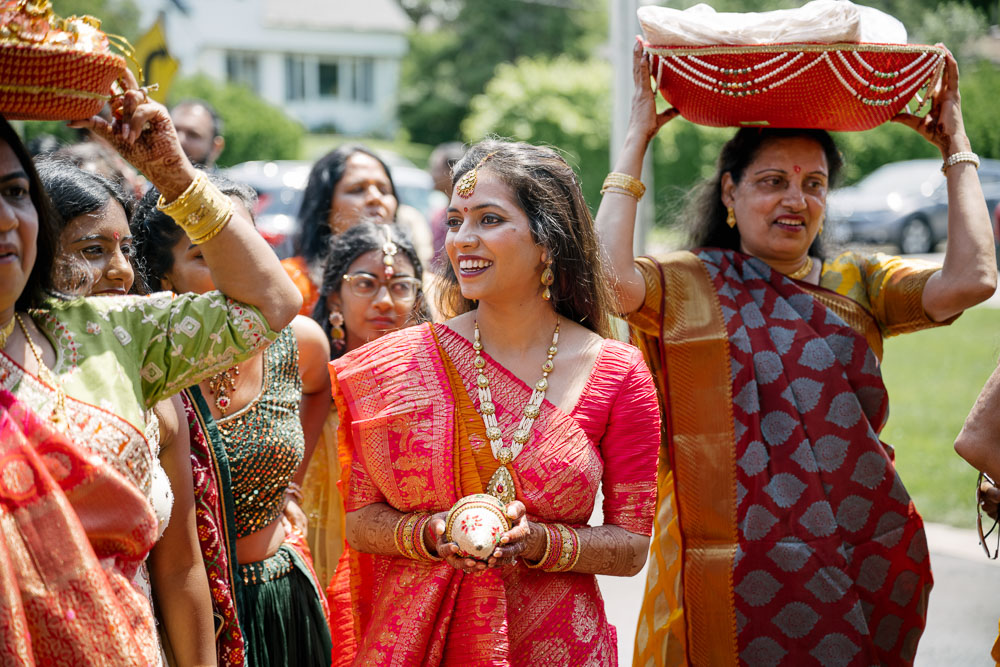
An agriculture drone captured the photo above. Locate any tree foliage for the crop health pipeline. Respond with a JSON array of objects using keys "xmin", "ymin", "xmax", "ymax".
[
  {"xmin": 169, "ymin": 76, "xmax": 304, "ymax": 167},
  {"xmin": 463, "ymin": 56, "xmax": 611, "ymax": 205},
  {"xmin": 399, "ymin": 0, "xmax": 605, "ymax": 146}
]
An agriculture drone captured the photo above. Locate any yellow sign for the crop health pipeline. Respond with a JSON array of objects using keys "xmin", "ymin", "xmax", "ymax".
[{"xmin": 132, "ymin": 16, "xmax": 178, "ymax": 103}]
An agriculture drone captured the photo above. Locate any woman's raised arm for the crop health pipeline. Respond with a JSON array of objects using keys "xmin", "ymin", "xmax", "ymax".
[
  {"xmin": 892, "ymin": 51, "xmax": 997, "ymax": 321},
  {"xmin": 70, "ymin": 80, "xmax": 301, "ymax": 330},
  {"xmin": 595, "ymin": 39, "xmax": 678, "ymax": 315}
]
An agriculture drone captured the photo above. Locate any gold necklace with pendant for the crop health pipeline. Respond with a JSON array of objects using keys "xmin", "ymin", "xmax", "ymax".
[
  {"xmin": 472, "ymin": 318, "xmax": 559, "ymax": 505},
  {"xmin": 207, "ymin": 365, "xmax": 240, "ymax": 415},
  {"xmin": 16, "ymin": 314, "xmax": 68, "ymax": 430}
]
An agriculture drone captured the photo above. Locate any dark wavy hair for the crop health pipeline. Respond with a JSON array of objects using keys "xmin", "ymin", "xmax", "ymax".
[
  {"xmin": 312, "ymin": 222, "xmax": 428, "ymax": 359},
  {"xmin": 439, "ymin": 139, "xmax": 614, "ymax": 339},
  {"xmin": 35, "ymin": 157, "xmax": 134, "ymax": 229},
  {"xmin": 294, "ymin": 145, "xmax": 397, "ymax": 265},
  {"xmin": 687, "ymin": 128, "xmax": 843, "ymax": 259},
  {"xmin": 1, "ymin": 116, "xmax": 60, "ymax": 310},
  {"xmin": 130, "ymin": 172, "xmax": 257, "ymax": 293}
]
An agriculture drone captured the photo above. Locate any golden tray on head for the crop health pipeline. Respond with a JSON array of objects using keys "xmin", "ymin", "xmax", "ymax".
[
  {"xmin": 644, "ymin": 42, "xmax": 947, "ymax": 131},
  {"xmin": 0, "ymin": 41, "xmax": 125, "ymax": 121}
]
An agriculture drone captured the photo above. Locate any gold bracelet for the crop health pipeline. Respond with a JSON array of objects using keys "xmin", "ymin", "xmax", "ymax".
[
  {"xmin": 600, "ymin": 172, "xmax": 646, "ymax": 200},
  {"xmin": 523, "ymin": 524, "xmax": 553, "ymax": 569},
  {"xmin": 547, "ymin": 524, "xmax": 580, "ymax": 573},
  {"xmin": 156, "ymin": 171, "xmax": 235, "ymax": 244}
]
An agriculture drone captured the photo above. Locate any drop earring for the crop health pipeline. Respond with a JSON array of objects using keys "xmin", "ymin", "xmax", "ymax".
[
  {"xmin": 541, "ymin": 259, "xmax": 554, "ymax": 301},
  {"xmin": 328, "ymin": 308, "xmax": 346, "ymax": 354},
  {"xmin": 726, "ymin": 206, "xmax": 737, "ymax": 228}
]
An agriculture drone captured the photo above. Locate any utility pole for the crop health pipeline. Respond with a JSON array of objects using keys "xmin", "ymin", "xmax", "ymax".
[{"xmin": 610, "ymin": 0, "xmax": 654, "ymax": 256}]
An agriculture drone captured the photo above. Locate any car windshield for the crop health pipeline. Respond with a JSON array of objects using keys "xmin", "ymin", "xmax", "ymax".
[{"xmin": 855, "ymin": 161, "xmax": 943, "ymax": 195}]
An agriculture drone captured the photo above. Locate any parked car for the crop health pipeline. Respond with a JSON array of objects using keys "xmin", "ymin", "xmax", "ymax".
[
  {"xmin": 826, "ymin": 158, "xmax": 1000, "ymax": 254},
  {"xmin": 223, "ymin": 151, "xmax": 442, "ymax": 259}
]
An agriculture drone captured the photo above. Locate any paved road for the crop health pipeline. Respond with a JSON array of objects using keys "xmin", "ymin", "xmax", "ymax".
[{"xmin": 595, "ymin": 519, "xmax": 1000, "ymax": 665}]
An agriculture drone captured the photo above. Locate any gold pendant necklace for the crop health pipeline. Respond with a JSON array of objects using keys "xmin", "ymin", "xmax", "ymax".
[
  {"xmin": 786, "ymin": 256, "xmax": 814, "ymax": 281},
  {"xmin": 16, "ymin": 314, "xmax": 68, "ymax": 430},
  {"xmin": 472, "ymin": 318, "xmax": 559, "ymax": 504},
  {"xmin": 208, "ymin": 365, "xmax": 240, "ymax": 415}
]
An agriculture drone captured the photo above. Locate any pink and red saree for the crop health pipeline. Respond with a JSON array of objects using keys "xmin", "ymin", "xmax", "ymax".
[{"xmin": 329, "ymin": 322, "xmax": 659, "ymax": 666}]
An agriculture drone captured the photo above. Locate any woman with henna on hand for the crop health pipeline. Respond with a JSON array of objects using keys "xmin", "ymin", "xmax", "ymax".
[
  {"xmin": 330, "ymin": 140, "xmax": 660, "ymax": 665},
  {"xmin": 0, "ymin": 78, "xmax": 299, "ymax": 664}
]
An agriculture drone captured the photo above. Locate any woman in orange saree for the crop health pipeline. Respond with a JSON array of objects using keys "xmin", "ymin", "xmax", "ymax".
[
  {"xmin": 330, "ymin": 140, "xmax": 661, "ymax": 666},
  {"xmin": 596, "ymin": 43, "xmax": 997, "ymax": 666}
]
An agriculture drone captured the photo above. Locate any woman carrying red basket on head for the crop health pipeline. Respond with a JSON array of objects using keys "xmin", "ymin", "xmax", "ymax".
[{"xmin": 597, "ymin": 33, "xmax": 996, "ymax": 666}]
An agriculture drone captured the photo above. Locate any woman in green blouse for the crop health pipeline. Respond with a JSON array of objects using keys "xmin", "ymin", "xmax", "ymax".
[{"xmin": 0, "ymin": 86, "xmax": 300, "ymax": 663}]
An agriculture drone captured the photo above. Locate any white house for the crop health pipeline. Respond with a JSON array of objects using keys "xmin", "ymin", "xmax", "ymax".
[{"xmin": 145, "ymin": 0, "xmax": 411, "ymax": 135}]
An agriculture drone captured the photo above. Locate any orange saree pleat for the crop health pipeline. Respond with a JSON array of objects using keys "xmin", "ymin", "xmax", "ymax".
[{"xmin": 632, "ymin": 251, "xmax": 739, "ymax": 666}]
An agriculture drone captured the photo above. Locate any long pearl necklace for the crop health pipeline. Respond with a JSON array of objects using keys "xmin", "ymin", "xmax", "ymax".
[{"xmin": 473, "ymin": 318, "xmax": 559, "ymax": 505}]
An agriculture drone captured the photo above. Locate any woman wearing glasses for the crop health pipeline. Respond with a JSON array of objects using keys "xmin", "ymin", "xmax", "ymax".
[
  {"xmin": 131, "ymin": 175, "xmax": 334, "ymax": 667},
  {"xmin": 302, "ymin": 222, "xmax": 428, "ymax": 586}
]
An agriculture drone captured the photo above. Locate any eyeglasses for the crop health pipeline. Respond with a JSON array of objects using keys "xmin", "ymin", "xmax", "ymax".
[
  {"xmin": 977, "ymin": 471, "xmax": 999, "ymax": 559},
  {"xmin": 342, "ymin": 272, "xmax": 420, "ymax": 302}
]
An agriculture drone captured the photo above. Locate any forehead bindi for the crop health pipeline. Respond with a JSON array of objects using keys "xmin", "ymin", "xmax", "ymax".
[{"xmin": 752, "ymin": 138, "xmax": 828, "ymax": 175}]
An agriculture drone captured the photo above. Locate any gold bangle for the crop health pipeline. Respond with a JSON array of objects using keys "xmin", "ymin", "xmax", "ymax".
[
  {"xmin": 156, "ymin": 171, "xmax": 235, "ymax": 244},
  {"xmin": 600, "ymin": 172, "xmax": 646, "ymax": 199},
  {"xmin": 523, "ymin": 524, "xmax": 553, "ymax": 569},
  {"xmin": 547, "ymin": 524, "xmax": 580, "ymax": 573}
]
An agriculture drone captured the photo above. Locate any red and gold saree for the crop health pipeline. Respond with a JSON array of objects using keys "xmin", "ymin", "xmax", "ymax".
[
  {"xmin": 329, "ymin": 322, "xmax": 659, "ymax": 666},
  {"xmin": 631, "ymin": 250, "xmax": 936, "ymax": 667},
  {"xmin": 0, "ymin": 389, "xmax": 160, "ymax": 665}
]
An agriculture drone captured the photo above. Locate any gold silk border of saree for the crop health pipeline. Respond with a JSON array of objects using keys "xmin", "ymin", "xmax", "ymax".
[{"xmin": 633, "ymin": 251, "xmax": 739, "ymax": 666}]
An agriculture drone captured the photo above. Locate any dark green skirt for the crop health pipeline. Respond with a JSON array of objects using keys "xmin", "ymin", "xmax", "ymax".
[{"xmin": 238, "ymin": 545, "xmax": 332, "ymax": 667}]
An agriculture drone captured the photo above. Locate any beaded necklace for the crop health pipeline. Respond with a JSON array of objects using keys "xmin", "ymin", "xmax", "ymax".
[{"xmin": 472, "ymin": 318, "xmax": 559, "ymax": 504}]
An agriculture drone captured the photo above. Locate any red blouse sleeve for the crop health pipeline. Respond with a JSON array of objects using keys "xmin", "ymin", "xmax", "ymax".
[{"xmin": 595, "ymin": 344, "xmax": 661, "ymax": 536}]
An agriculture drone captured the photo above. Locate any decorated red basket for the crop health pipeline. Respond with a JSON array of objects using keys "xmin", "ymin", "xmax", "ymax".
[
  {"xmin": 644, "ymin": 42, "xmax": 947, "ymax": 131},
  {"xmin": 0, "ymin": 41, "xmax": 125, "ymax": 121}
]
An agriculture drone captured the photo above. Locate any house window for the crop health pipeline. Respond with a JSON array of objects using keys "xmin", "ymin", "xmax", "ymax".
[
  {"xmin": 318, "ymin": 60, "xmax": 339, "ymax": 98},
  {"xmin": 226, "ymin": 52, "xmax": 259, "ymax": 92},
  {"xmin": 351, "ymin": 57, "xmax": 374, "ymax": 104},
  {"xmin": 285, "ymin": 55, "xmax": 305, "ymax": 101}
]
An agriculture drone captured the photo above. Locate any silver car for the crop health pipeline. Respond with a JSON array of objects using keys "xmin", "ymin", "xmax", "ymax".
[{"xmin": 826, "ymin": 158, "xmax": 1000, "ymax": 254}]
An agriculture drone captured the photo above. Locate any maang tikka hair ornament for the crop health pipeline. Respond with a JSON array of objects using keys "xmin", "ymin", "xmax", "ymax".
[
  {"xmin": 456, "ymin": 151, "xmax": 498, "ymax": 199},
  {"xmin": 380, "ymin": 224, "xmax": 398, "ymax": 279}
]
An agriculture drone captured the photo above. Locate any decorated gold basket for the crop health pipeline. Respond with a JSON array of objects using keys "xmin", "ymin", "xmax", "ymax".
[
  {"xmin": 644, "ymin": 42, "xmax": 947, "ymax": 131},
  {"xmin": 0, "ymin": 41, "xmax": 125, "ymax": 120}
]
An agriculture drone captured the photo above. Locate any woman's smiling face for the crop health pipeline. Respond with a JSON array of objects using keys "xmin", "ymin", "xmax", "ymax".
[
  {"xmin": 444, "ymin": 169, "xmax": 546, "ymax": 305},
  {"xmin": 722, "ymin": 136, "xmax": 829, "ymax": 266}
]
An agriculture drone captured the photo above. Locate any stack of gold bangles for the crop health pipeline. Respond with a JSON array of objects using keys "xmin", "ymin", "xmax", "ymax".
[
  {"xmin": 156, "ymin": 171, "xmax": 235, "ymax": 244},
  {"xmin": 394, "ymin": 511, "xmax": 442, "ymax": 562},
  {"xmin": 600, "ymin": 172, "xmax": 646, "ymax": 200},
  {"xmin": 524, "ymin": 523, "xmax": 580, "ymax": 573}
]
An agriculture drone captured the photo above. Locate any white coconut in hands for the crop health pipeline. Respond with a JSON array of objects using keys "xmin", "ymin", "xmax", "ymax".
[{"xmin": 444, "ymin": 494, "xmax": 511, "ymax": 561}]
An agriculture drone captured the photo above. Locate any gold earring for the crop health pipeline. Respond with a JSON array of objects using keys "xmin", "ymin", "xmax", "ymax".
[
  {"xmin": 817, "ymin": 216, "xmax": 824, "ymax": 235},
  {"xmin": 541, "ymin": 260, "xmax": 554, "ymax": 301},
  {"xmin": 726, "ymin": 207, "xmax": 737, "ymax": 228}
]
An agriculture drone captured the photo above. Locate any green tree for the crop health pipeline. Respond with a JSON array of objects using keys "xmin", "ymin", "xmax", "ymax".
[
  {"xmin": 170, "ymin": 76, "xmax": 304, "ymax": 167},
  {"xmin": 54, "ymin": 0, "xmax": 141, "ymax": 41},
  {"xmin": 462, "ymin": 56, "xmax": 611, "ymax": 206},
  {"xmin": 399, "ymin": 0, "xmax": 605, "ymax": 146}
]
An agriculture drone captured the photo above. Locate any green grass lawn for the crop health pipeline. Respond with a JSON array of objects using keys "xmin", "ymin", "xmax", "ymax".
[{"xmin": 882, "ymin": 306, "xmax": 1000, "ymax": 529}]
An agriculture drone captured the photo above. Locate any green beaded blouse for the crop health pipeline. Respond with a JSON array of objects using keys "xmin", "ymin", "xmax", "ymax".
[{"xmin": 215, "ymin": 325, "xmax": 305, "ymax": 538}]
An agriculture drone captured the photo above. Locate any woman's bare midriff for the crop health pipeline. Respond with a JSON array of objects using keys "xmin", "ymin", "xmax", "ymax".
[{"xmin": 236, "ymin": 515, "xmax": 286, "ymax": 565}]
